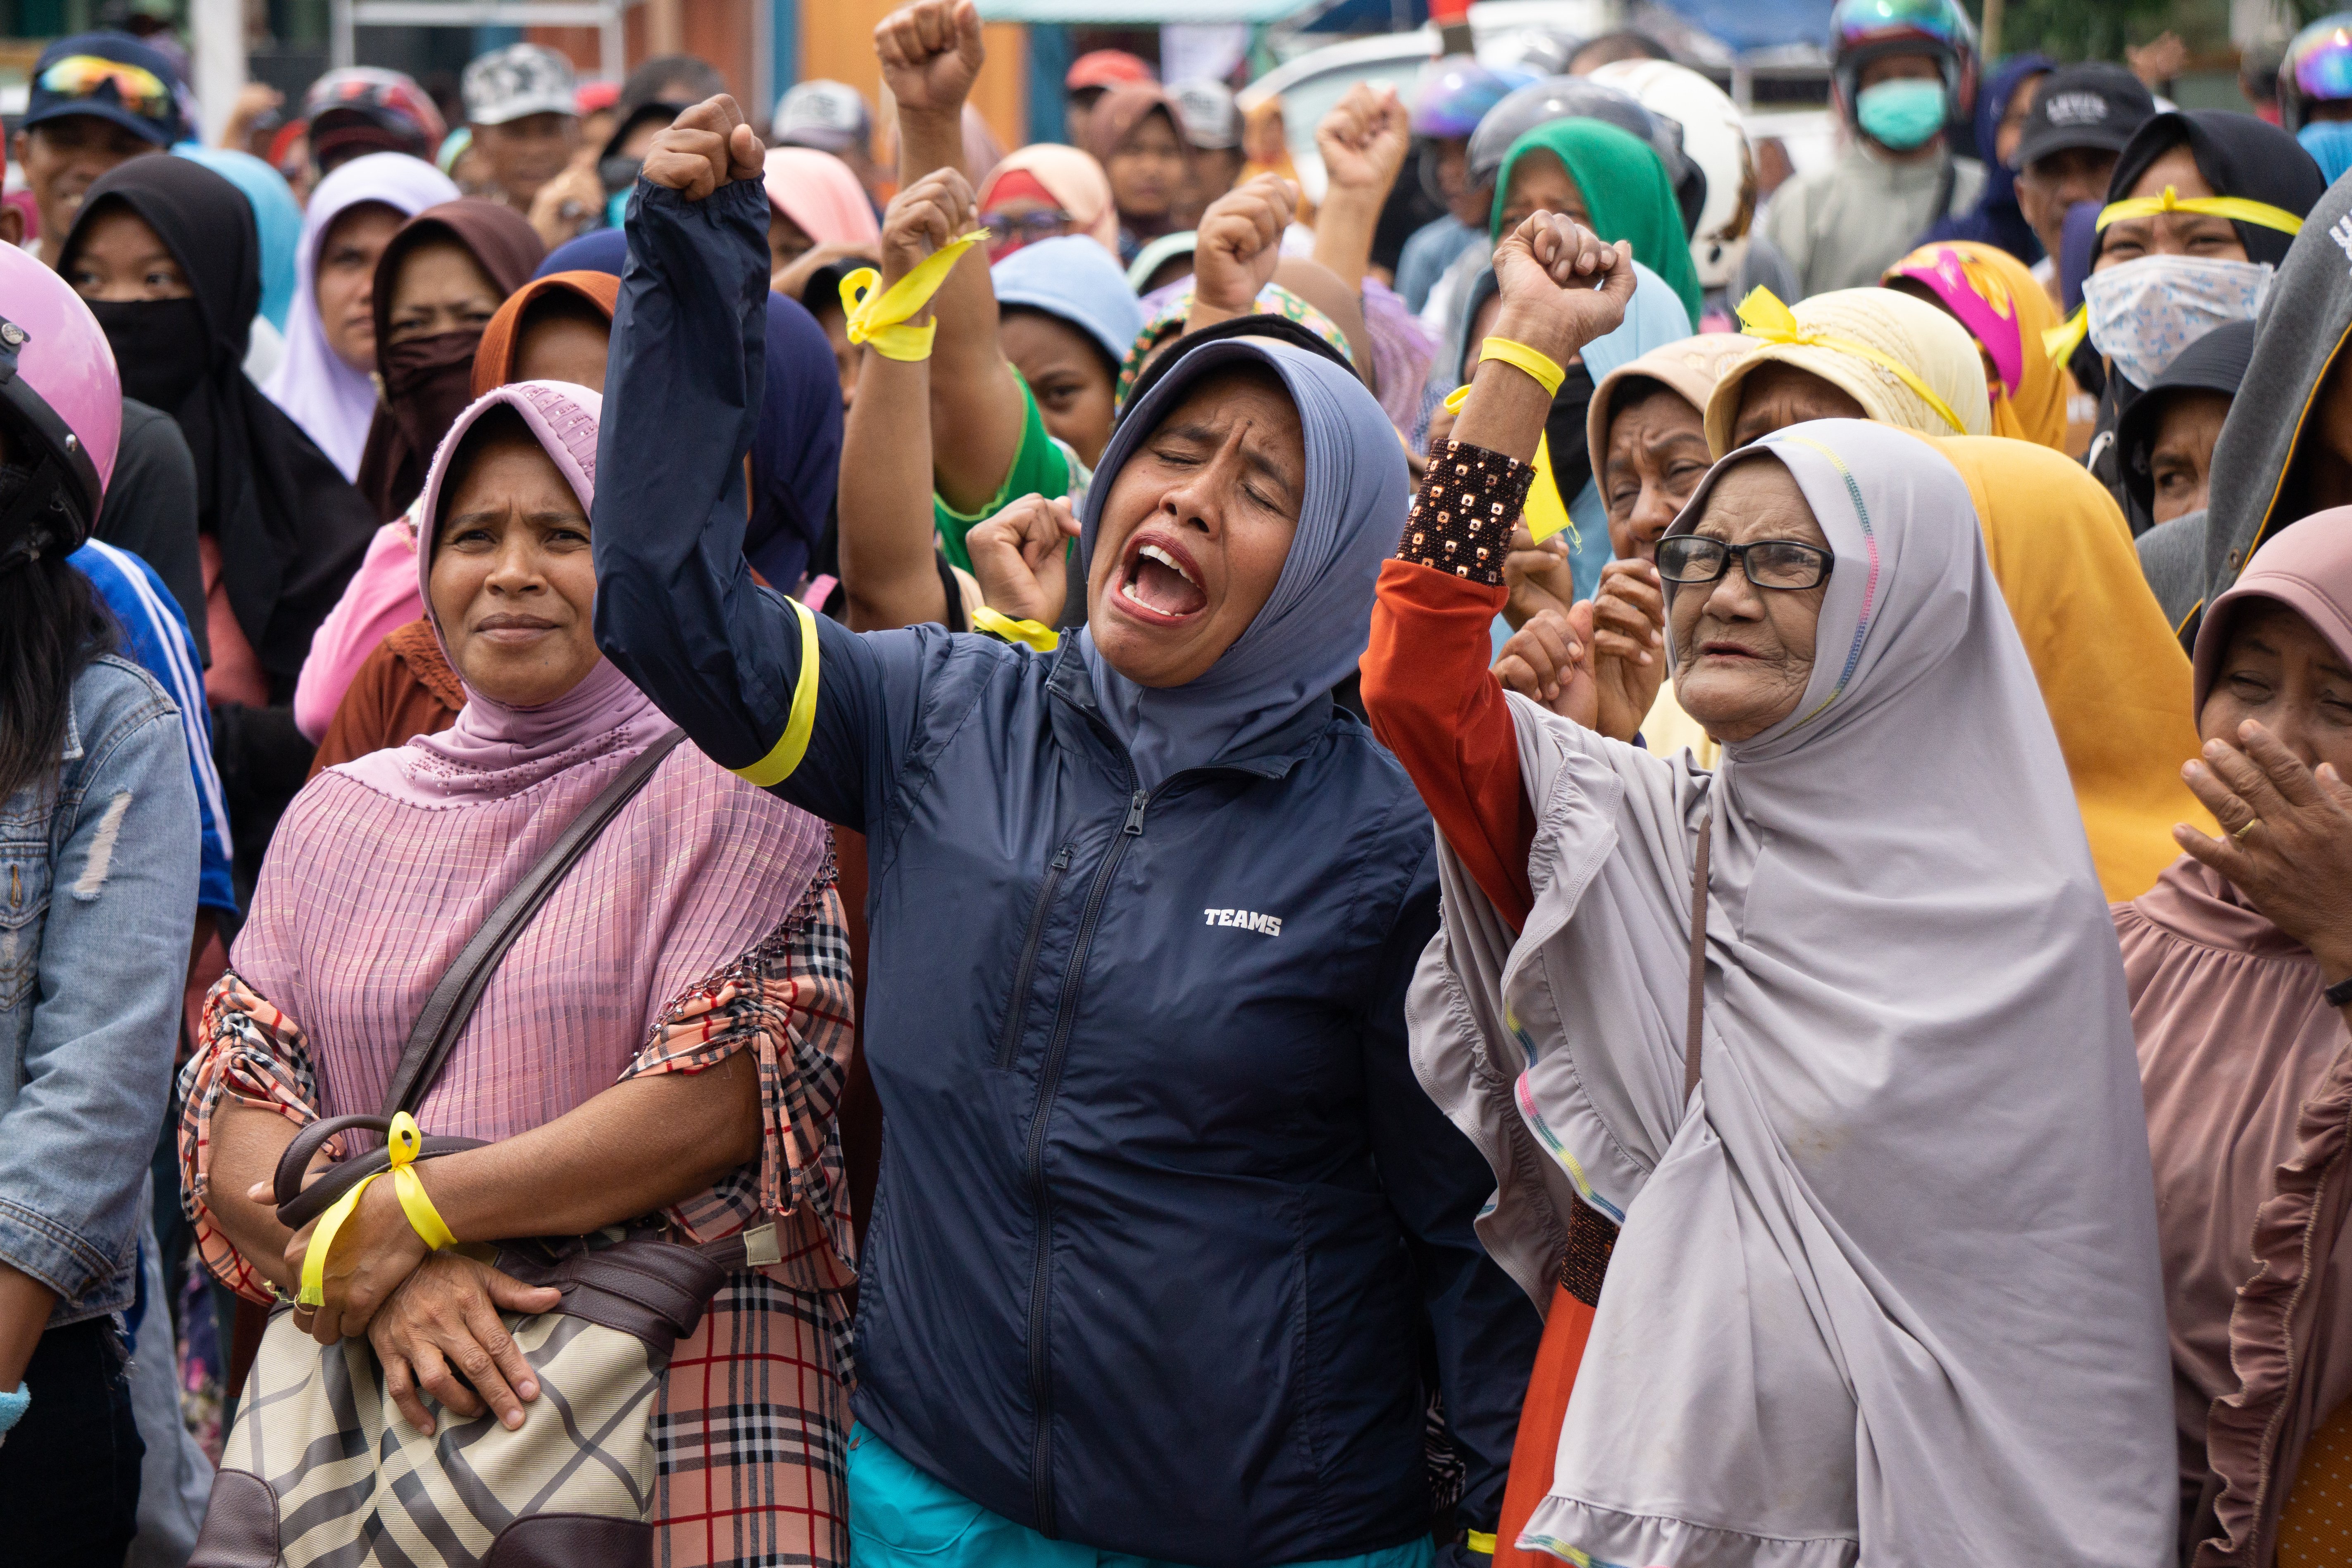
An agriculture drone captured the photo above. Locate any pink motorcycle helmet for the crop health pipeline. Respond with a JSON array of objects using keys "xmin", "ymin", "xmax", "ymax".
[{"xmin": 0, "ymin": 242, "xmax": 120, "ymax": 558}]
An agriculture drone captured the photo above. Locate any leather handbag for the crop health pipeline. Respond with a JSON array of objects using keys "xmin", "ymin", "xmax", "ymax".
[{"xmin": 190, "ymin": 730, "xmax": 786, "ymax": 1568}]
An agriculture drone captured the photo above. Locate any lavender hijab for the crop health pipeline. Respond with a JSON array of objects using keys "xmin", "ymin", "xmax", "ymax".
[
  {"xmin": 1077, "ymin": 336, "xmax": 1407, "ymax": 789},
  {"xmin": 262, "ymin": 153, "xmax": 459, "ymax": 479},
  {"xmin": 232, "ymin": 381, "xmax": 829, "ymax": 1138},
  {"xmin": 1410, "ymin": 419, "xmax": 2174, "ymax": 1566}
]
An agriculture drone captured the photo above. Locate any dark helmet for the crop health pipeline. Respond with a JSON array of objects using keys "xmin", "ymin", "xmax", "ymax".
[{"xmin": 1467, "ymin": 75, "xmax": 1706, "ymax": 238}]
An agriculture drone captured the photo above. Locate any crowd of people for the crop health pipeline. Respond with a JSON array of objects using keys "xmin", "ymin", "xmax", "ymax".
[{"xmin": 11, "ymin": 0, "xmax": 2352, "ymax": 1563}]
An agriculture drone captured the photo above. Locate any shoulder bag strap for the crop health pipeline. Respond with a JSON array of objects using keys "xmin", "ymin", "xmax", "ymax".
[
  {"xmin": 1683, "ymin": 811, "xmax": 1713, "ymax": 1105},
  {"xmin": 375, "ymin": 728, "xmax": 689, "ymax": 1120}
]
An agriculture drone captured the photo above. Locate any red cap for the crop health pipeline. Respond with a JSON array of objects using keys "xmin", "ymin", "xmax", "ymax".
[
  {"xmin": 1065, "ymin": 50, "xmax": 1154, "ymax": 93},
  {"xmin": 575, "ymin": 79, "xmax": 622, "ymax": 115}
]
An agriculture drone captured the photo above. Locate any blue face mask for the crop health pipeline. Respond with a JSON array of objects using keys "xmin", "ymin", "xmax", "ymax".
[
  {"xmin": 1856, "ymin": 78, "xmax": 1948, "ymax": 151},
  {"xmin": 2299, "ymin": 119, "xmax": 2352, "ymax": 184}
]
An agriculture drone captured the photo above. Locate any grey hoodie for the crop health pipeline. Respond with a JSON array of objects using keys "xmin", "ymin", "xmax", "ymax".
[{"xmin": 2199, "ymin": 174, "xmax": 2352, "ymax": 623}]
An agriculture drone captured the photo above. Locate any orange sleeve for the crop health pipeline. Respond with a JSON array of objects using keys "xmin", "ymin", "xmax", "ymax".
[{"xmin": 1361, "ymin": 558, "xmax": 1535, "ymax": 929}]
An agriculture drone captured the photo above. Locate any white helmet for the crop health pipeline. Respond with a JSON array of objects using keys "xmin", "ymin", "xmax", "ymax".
[{"xmin": 1589, "ymin": 60, "xmax": 1757, "ymax": 291}]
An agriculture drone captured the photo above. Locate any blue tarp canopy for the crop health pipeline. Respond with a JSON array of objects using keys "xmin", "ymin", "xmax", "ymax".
[{"xmin": 1293, "ymin": 0, "xmax": 1828, "ymax": 51}]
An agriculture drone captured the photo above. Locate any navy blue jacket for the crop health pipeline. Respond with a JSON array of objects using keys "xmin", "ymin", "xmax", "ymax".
[{"xmin": 593, "ymin": 177, "xmax": 1539, "ymax": 1566}]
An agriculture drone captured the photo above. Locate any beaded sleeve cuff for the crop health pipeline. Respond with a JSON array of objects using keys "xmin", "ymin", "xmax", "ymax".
[{"xmin": 1396, "ymin": 440, "xmax": 1534, "ymax": 587}]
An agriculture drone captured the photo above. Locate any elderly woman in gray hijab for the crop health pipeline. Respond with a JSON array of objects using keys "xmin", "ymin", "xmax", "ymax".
[{"xmin": 1362, "ymin": 293, "xmax": 2178, "ymax": 1557}]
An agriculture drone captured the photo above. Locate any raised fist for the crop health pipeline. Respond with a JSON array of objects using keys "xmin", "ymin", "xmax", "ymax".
[
  {"xmin": 1490, "ymin": 212, "xmax": 1634, "ymax": 370},
  {"xmin": 1315, "ymin": 82, "xmax": 1410, "ymax": 198},
  {"xmin": 1191, "ymin": 174, "xmax": 1299, "ymax": 316},
  {"xmin": 875, "ymin": 0, "xmax": 986, "ymax": 119},
  {"xmin": 880, "ymin": 167, "xmax": 978, "ymax": 290},
  {"xmin": 640, "ymin": 94, "xmax": 763, "ymax": 200}
]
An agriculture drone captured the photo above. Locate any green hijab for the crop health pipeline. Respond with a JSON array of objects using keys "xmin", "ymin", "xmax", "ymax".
[{"xmin": 1491, "ymin": 118, "xmax": 1703, "ymax": 328}]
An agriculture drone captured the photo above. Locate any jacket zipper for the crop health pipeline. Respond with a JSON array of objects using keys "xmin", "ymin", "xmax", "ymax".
[
  {"xmin": 996, "ymin": 843, "xmax": 1076, "ymax": 1070},
  {"xmin": 1024, "ymin": 786, "xmax": 1148, "ymax": 1535}
]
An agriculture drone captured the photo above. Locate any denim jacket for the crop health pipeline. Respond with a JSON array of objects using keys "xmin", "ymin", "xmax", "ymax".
[{"xmin": 0, "ymin": 654, "xmax": 198, "ymax": 1327}]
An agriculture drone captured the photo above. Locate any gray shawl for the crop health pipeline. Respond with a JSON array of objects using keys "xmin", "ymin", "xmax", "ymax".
[
  {"xmin": 1409, "ymin": 419, "xmax": 2175, "ymax": 1567},
  {"xmin": 2200, "ymin": 172, "xmax": 2352, "ymax": 618}
]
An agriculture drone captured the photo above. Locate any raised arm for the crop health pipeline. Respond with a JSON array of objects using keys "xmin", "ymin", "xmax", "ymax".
[
  {"xmin": 1360, "ymin": 214, "xmax": 1634, "ymax": 928},
  {"xmin": 1185, "ymin": 175, "xmax": 1297, "ymax": 336},
  {"xmin": 875, "ymin": 0, "xmax": 1027, "ymax": 514},
  {"xmin": 1310, "ymin": 83, "xmax": 1411, "ymax": 294},
  {"xmin": 596, "ymin": 95, "xmax": 928, "ymax": 830},
  {"xmin": 837, "ymin": 170, "xmax": 975, "ymax": 631}
]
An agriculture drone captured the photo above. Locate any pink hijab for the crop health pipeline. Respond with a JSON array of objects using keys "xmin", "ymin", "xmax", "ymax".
[
  {"xmin": 234, "ymin": 380, "xmax": 830, "ymax": 1140},
  {"xmin": 978, "ymin": 143, "xmax": 1120, "ymax": 256},
  {"xmin": 2119, "ymin": 511, "xmax": 2352, "ymax": 1561},
  {"xmin": 761, "ymin": 148, "xmax": 881, "ymax": 248}
]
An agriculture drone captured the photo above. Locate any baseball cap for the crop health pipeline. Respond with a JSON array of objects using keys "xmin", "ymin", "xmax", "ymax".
[
  {"xmin": 462, "ymin": 43, "xmax": 578, "ymax": 127},
  {"xmin": 2014, "ymin": 62, "xmax": 2157, "ymax": 171},
  {"xmin": 1169, "ymin": 80, "xmax": 1239, "ymax": 150},
  {"xmin": 1066, "ymin": 51, "xmax": 1154, "ymax": 94},
  {"xmin": 303, "ymin": 67, "xmax": 446, "ymax": 167},
  {"xmin": 21, "ymin": 32, "xmax": 186, "ymax": 147},
  {"xmin": 772, "ymin": 80, "xmax": 871, "ymax": 155}
]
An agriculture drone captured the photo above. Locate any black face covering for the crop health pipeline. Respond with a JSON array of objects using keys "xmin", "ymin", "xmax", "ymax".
[
  {"xmin": 1545, "ymin": 362, "xmax": 1599, "ymax": 514},
  {"xmin": 86, "ymin": 297, "xmax": 211, "ymax": 413}
]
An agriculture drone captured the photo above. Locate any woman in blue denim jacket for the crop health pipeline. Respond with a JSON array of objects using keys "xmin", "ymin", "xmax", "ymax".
[{"xmin": 0, "ymin": 250, "xmax": 200, "ymax": 1564}]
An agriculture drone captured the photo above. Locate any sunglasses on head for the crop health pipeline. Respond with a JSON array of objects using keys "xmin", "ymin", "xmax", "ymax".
[
  {"xmin": 1656, "ymin": 535, "xmax": 1836, "ymax": 591},
  {"xmin": 38, "ymin": 55, "xmax": 171, "ymax": 119}
]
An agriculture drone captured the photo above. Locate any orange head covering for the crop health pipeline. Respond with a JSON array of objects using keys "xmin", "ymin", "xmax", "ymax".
[
  {"xmin": 1883, "ymin": 240, "xmax": 2073, "ymax": 450},
  {"xmin": 1929, "ymin": 432, "xmax": 2212, "ymax": 897},
  {"xmin": 978, "ymin": 143, "xmax": 1120, "ymax": 256},
  {"xmin": 470, "ymin": 270, "xmax": 620, "ymax": 398}
]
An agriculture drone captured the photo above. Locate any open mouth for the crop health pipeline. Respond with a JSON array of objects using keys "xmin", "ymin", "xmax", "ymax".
[{"xmin": 1117, "ymin": 535, "xmax": 1208, "ymax": 624}]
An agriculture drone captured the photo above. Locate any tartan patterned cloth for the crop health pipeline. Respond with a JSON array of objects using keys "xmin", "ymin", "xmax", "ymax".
[{"xmin": 176, "ymin": 884, "xmax": 858, "ymax": 1567}]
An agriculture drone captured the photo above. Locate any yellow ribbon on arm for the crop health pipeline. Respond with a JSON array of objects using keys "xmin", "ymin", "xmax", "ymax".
[
  {"xmin": 1441, "ymin": 381, "xmax": 1578, "ymax": 546},
  {"xmin": 838, "ymin": 230, "xmax": 991, "ymax": 363},
  {"xmin": 296, "ymin": 1111, "xmax": 456, "ymax": 1308},
  {"xmin": 971, "ymin": 605, "xmax": 1060, "ymax": 651},
  {"xmin": 1734, "ymin": 286, "xmax": 1970, "ymax": 436}
]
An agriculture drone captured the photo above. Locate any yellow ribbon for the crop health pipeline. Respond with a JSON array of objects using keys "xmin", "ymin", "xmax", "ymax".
[
  {"xmin": 971, "ymin": 606, "xmax": 1060, "ymax": 651},
  {"xmin": 2042, "ymin": 306, "xmax": 2092, "ymax": 365},
  {"xmin": 1466, "ymin": 1532, "xmax": 1499, "ymax": 1555},
  {"xmin": 296, "ymin": 1111, "xmax": 455, "ymax": 1308},
  {"xmin": 2095, "ymin": 184, "xmax": 2306, "ymax": 239},
  {"xmin": 839, "ymin": 230, "xmax": 989, "ymax": 362},
  {"xmin": 1477, "ymin": 336, "xmax": 1566, "ymax": 398},
  {"xmin": 1735, "ymin": 287, "xmax": 1968, "ymax": 436},
  {"xmin": 1442, "ymin": 383, "xmax": 1578, "ymax": 546}
]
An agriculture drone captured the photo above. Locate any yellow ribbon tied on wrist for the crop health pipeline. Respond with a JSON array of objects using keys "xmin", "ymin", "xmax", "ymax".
[
  {"xmin": 1736, "ymin": 287, "xmax": 1968, "ymax": 435},
  {"xmin": 1443, "ymin": 336, "xmax": 1579, "ymax": 545},
  {"xmin": 971, "ymin": 605, "xmax": 1060, "ymax": 651},
  {"xmin": 2040, "ymin": 187, "xmax": 2304, "ymax": 364},
  {"xmin": 839, "ymin": 230, "xmax": 990, "ymax": 363},
  {"xmin": 296, "ymin": 1110, "xmax": 458, "ymax": 1308}
]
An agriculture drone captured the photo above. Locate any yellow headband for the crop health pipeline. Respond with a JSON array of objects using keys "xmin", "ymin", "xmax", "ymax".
[
  {"xmin": 1734, "ymin": 287, "xmax": 1968, "ymax": 436},
  {"xmin": 2095, "ymin": 184, "xmax": 2305, "ymax": 237},
  {"xmin": 2042, "ymin": 187, "xmax": 2303, "ymax": 362}
]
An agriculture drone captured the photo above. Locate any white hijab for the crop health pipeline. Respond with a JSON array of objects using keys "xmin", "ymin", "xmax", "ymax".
[
  {"xmin": 1411, "ymin": 419, "xmax": 2174, "ymax": 1567},
  {"xmin": 261, "ymin": 152, "xmax": 458, "ymax": 479}
]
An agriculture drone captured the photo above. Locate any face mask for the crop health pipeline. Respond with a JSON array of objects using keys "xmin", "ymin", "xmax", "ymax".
[
  {"xmin": 2300, "ymin": 120, "xmax": 2352, "ymax": 185},
  {"xmin": 379, "ymin": 329, "xmax": 484, "ymax": 455},
  {"xmin": 2082, "ymin": 255, "xmax": 2273, "ymax": 389},
  {"xmin": 86, "ymin": 297, "xmax": 211, "ymax": 412},
  {"xmin": 1855, "ymin": 79, "xmax": 1947, "ymax": 152}
]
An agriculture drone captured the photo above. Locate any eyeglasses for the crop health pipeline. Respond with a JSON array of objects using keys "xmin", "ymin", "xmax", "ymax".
[
  {"xmin": 984, "ymin": 210, "xmax": 1075, "ymax": 255},
  {"xmin": 1656, "ymin": 535, "xmax": 1836, "ymax": 591},
  {"xmin": 38, "ymin": 55, "xmax": 172, "ymax": 119}
]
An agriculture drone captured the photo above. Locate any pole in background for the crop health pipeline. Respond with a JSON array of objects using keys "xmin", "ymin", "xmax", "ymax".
[
  {"xmin": 1980, "ymin": 0, "xmax": 2004, "ymax": 64},
  {"xmin": 191, "ymin": 0, "xmax": 246, "ymax": 143}
]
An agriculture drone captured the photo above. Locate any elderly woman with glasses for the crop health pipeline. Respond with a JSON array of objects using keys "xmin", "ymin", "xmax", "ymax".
[{"xmin": 1361, "ymin": 336, "xmax": 2178, "ymax": 1558}]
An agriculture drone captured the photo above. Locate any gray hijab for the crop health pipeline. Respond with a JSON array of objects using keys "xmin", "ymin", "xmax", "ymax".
[
  {"xmin": 1411, "ymin": 419, "xmax": 2175, "ymax": 1566},
  {"xmin": 1077, "ymin": 336, "xmax": 1408, "ymax": 790}
]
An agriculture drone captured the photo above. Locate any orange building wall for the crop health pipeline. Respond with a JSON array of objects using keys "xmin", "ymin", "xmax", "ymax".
[{"xmin": 532, "ymin": 0, "xmax": 755, "ymax": 104}]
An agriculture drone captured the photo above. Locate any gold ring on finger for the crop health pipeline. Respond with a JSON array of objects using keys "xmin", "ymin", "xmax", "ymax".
[{"xmin": 2235, "ymin": 817, "xmax": 2261, "ymax": 841}]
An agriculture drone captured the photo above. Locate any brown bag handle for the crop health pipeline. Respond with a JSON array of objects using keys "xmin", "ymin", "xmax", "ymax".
[{"xmin": 1683, "ymin": 812, "xmax": 1712, "ymax": 1105}]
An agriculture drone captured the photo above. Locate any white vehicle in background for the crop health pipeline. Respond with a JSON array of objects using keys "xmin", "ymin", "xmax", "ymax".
[{"xmin": 1242, "ymin": 2, "xmax": 1832, "ymax": 204}]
